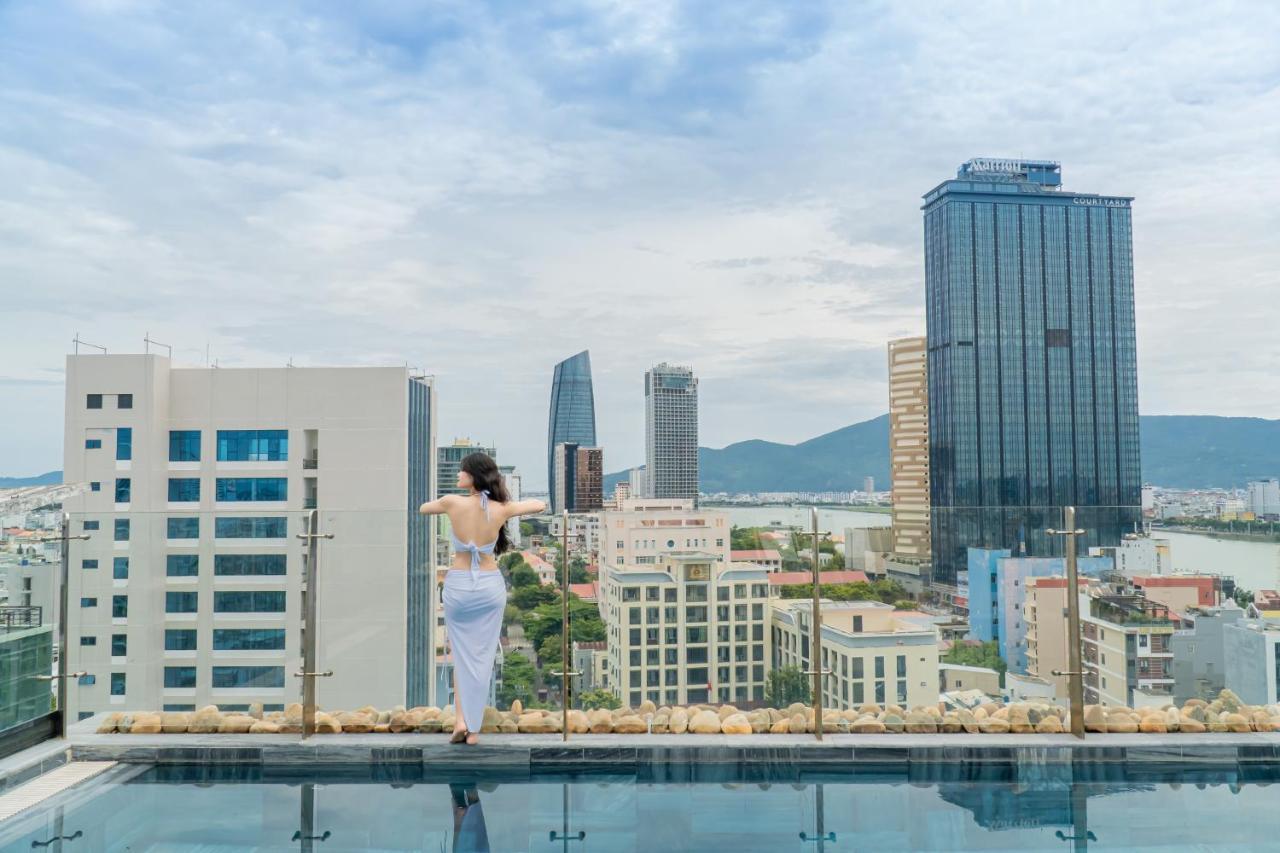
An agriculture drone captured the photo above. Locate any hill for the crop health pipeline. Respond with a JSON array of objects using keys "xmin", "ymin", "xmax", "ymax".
[{"xmin": 0, "ymin": 471, "xmax": 62, "ymax": 489}]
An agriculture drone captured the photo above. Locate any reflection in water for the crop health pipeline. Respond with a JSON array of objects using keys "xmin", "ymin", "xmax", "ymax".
[{"xmin": 450, "ymin": 783, "xmax": 490, "ymax": 853}]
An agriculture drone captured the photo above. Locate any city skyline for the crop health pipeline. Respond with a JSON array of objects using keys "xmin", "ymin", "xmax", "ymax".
[{"xmin": 3, "ymin": 3, "xmax": 1280, "ymax": 487}]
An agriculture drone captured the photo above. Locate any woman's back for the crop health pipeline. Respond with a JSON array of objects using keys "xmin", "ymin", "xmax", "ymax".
[{"xmin": 448, "ymin": 493, "xmax": 502, "ymax": 547}]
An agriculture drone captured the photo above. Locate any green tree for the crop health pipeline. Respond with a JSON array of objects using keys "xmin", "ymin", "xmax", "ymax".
[
  {"xmin": 502, "ymin": 603, "xmax": 522, "ymax": 625},
  {"xmin": 509, "ymin": 562, "xmax": 540, "ymax": 588},
  {"xmin": 497, "ymin": 652, "xmax": 536, "ymax": 708},
  {"xmin": 511, "ymin": 583, "xmax": 557, "ymax": 611},
  {"xmin": 730, "ymin": 526, "xmax": 767, "ymax": 551},
  {"xmin": 765, "ymin": 665, "xmax": 812, "ymax": 707},
  {"xmin": 520, "ymin": 521, "xmax": 535, "ymax": 538},
  {"xmin": 941, "ymin": 641, "xmax": 1007, "ymax": 685},
  {"xmin": 578, "ymin": 689, "xmax": 621, "ymax": 711},
  {"xmin": 1234, "ymin": 586, "xmax": 1254, "ymax": 609},
  {"xmin": 893, "ymin": 600, "xmax": 915, "ymax": 610},
  {"xmin": 539, "ymin": 633, "xmax": 563, "ymax": 667},
  {"xmin": 871, "ymin": 579, "xmax": 908, "ymax": 604},
  {"xmin": 498, "ymin": 552, "xmax": 524, "ymax": 572},
  {"xmin": 569, "ymin": 556, "xmax": 591, "ymax": 584},
  {"xmin": 524, "ymin": 596, "xmax": 606, "ymax": 651}
]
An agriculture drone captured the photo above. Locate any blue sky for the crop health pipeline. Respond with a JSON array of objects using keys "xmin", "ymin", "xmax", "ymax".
[{"xmin": 2, "ymin": 0, "xmax": 1279, "ymax": 486}]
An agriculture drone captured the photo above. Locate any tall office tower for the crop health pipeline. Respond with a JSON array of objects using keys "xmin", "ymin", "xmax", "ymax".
[
  {"xmin": 437, "ymin": 439, "xmax": 497, "ymax": 497},
  {"xmin": 552, "ymin": 442, "xmax": 578, "ymax": 515},
  {"xmin": 923, "ymin": 158, "xmax": 1141, "ymax": 585},
  {"xmin": 645, "ymin": 364, "xmax": 699, "ymax": 503},
  {"xmin": 1248, "ymin": 479, "xmax": 1280, "ymax": 518},
  {"xmin": 547, "ymin": 351, "xmax": 597, "ymax": 513},
  {"xmin": 62, "ymin": 354, "xmax": 437, "ymax": 720},
  {"xmin": 887, "ymin": 337, "xmax": 931, "ymax": 560},
  {"xmin": 552, "ymin": 444, "xmax": 604, "ymax": 513}
]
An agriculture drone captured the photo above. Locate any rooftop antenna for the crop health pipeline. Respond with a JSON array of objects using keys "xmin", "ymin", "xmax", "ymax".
[
  {"xmin": 288, "ymin": 357, "xmax": 294, "ymax": 368},
  {"xmin": 143, "ymin": 332, "xmax": 172, "ymax": 358},
  {"xmin": 72, "ymin": 334, "xmax": 106, "ymax": 355}
]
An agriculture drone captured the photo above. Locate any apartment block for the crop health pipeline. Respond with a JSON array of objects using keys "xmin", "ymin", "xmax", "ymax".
[
  {"xmin": 644, "ymin": 364, "xmax": 698, "ymax": 503},
  {"xmin": 62, "ymin": 354, "xmax": 436, "ymax": 720},
  {"xmin": 1081, "ymin": 589, "xmax": 1177, "ymax": 707},
  {"xmin": 599, "ymin": 499, "xmax": 730, "ymax": 570},
  {"xmin": 771, "ymin": 599, "xmax": 939, "ymax": 709},
  {"xmin": 1023, "ymin": 576, "xmax": 1090, "ymax": 704},
  {"xmin": 599, "ymin": 553, "xmax": 770, "ymax": 707},
  {"xmin": 552, "ymin": 443, "xmax": 603, "ymax": 514},
  {"xmin": 1172, "ymin": 603, "xmax": 1245, "ymax": 703},
  {"xmin": 887, "ymin": 337, "xmax": 930, "ymax": 560},
  {"xmin": 1223, "ymin": 618, "xmax": 1280, "ymax": 705}
]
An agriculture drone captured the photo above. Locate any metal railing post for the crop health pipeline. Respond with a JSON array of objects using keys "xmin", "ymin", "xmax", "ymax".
[
  {"xmin": 295, "ymin": 510, "xmax": 334, "ymax": 738},
  {"xmin": 33, "ymin": 516, "xmax": 89, "ymax": 736},
  {"xmin": 802, "ymin": 507, "xmax": 833, "ymax": 741},
  {"xmin": 550, "ymin": 511, "xmax": 580, "ymax": 741},
  {"xmin": 1048, "ymin": 506, "xmax": 1087, "ymax": 739}
]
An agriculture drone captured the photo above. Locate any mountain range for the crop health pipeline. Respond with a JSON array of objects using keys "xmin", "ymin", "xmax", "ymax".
[{"xmin": 603, "ymin": 415, "xmax": 1280, "ymax": 492}]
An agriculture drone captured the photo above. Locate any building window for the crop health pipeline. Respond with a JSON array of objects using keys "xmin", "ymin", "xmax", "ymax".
[
  {"xmin": 110, "ymin": 673, "xmax": 126, "ymax": 695},
  {"xmin": 852, "ymin": 658, "xmax": 864, "ymax": 679},
  {"xmin": 169, "ymin": 430, "xmax": 201, "ymax": 462},
  {"xmin": 80, "ymin": 597, "xmax": 97, "ymax": 608},
  {"xmin": 116, "ymin": 427, "xmax": 132, "ymax": 461},
  {"xmin": 622, "ymin": 587, "xmax": 640, "ymax": 602},
  {"xmin": 163, "ymin": 704, "xmax": 196, "ymax": 712},
  {"xmin": 86, "ymin": 394, "xmax": 102, "ymax": 409},
  {"xmin": 80, "ymin": 636, "xmax": 97, "ymax": 646},
  {"xmin": 111, "ymin": 634, "xmax": 127, "ymax": 656},
  {"xmin": 166, "ymin": 554, "xmax": 199, "ymax": 577},
  {"xmin": 216, "ymin": 430, "xmax": 288, "ymax": 462},
  {"xmin": 167, "ymin": 517, "xmax": 200, "ymax": 539},
  {"xmin": 113, "ymin": 557, "xmax": 129, "ymax": 579},
  {"xmin": 89, "ymin": 481, "xmax": 101, "ymax": 492},
  {"xmin": 83, "ymin": 520, "xmax": 100, "ymax": 531},
  {"xmin": 214, "ymin": 591, "xmax": 286, "ymax": 613},
  {"xmin": 117, "ymin": 394, "xmax": 133, "ymax": 409},
  {"xmin": 82, "ymin": 559, "xmax": 98, "ymax": 570},
  {"xmin": 166, "ymin": 591, "xmax": 198, "ymax": 613},
  {"xmin": 211, "ymin": 660, "xmax": 284, "ymax": 686},
  {"xmin": 897, "ymin": 655, "xmax": 907, "ymax": 678},
  {"xmin": 79, "ymin": 674, "xmax": 96, "ymax": 686},
  {"xmin": 114, "ymin": 478, "xmax": 131, "ymax": 503},
  {"xmin": 112, "ymin": 595, "xmax": 128, "ymax": 618},
  {"xmin": 213, "ymin": 628, "xmax": 287, "ymax": 651},
  {"xmin": 114, "ymin": 518, "xmax": 130, "ymax": 542},
  {"xmin": 168, "ymin": 478, "xmax": 200, "ymax": 502},
  {"xmin": 214, "ymin": 554, "xmax": 286, "ymax": 576},
  {"xmin": 214, "ymin": 517, "xmax": 288, "ymax": 538},
  {"xmin": 165, "ymin": 629, "xmax": 198, "ymax": 651},
  {"xmin": 164, "ymin": 667, "xmax": 197, "ymax": 688},
  {"xmin": 85, "ymin": 438, "xmax": 102, "ymax": 449},
  {"xmin": 215, "ymin": 477, "xmax": 288, "ymax": 502}
]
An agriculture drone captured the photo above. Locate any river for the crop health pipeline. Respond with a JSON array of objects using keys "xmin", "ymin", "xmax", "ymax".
[
  {"xmin": 720, "ymin": 506, "xmax": 891, "ymax": 532},
  {"xmin": 1155, "ymin": 529, "xmax": 1280, "ymax": 593}
]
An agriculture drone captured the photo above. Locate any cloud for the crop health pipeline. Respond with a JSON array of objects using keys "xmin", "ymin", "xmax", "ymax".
[{"xmin": 0, "ymin": 0, "xmax": 1278, "ymax": 484}]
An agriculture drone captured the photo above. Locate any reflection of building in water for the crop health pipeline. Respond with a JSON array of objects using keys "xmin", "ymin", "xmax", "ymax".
[{"xmin": 936, "ymin": 769, "xmax": 1150, "ymax": 833}]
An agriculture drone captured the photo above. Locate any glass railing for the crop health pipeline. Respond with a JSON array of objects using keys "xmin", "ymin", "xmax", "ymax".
[{"xmin": 0, "ymin": 518, "xmax": 62, "ymax": 758}]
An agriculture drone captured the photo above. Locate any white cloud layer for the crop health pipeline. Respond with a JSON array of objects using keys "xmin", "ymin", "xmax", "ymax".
[{"xmin": 1, "ymin": 1, "xmax": 1278, "ymax": 483}]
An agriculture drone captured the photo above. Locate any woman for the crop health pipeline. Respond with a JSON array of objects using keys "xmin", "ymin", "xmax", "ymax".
[{"xmin": 419, "ymin": 452, "xmax": 546, "ymax": 744}]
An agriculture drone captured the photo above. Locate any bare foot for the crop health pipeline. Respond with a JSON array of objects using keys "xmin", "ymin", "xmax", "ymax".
[{"xmin": 465, "ymin": 732, "xmax": 479, "ymax": 745}]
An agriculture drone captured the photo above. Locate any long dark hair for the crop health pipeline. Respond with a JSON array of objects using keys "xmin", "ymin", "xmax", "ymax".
[{"xmin": 460, "ymin": 452, "xmax": 512, "ymax": 554}]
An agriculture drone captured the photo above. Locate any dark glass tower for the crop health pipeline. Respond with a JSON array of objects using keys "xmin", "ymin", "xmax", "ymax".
[
  {"xmin": 548, "ymin": 351, "xmax": 597, "ymax": 510},
  {"xmin": 923, "ymin": 158, "xmax": 1141, "ymax": 586}
]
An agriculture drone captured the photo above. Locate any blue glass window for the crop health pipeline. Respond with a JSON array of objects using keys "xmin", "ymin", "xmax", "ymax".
[
  {"xmin": 168, "ymin": 478, "xmax": 200, "ymax": 502},
  {"xmin": 163, "ymin": 704, "xmax": 196, "ymax": 712},
  {"xmin": 164, "ymin": 667, "xmax": 197, "ymax": 688},
  {"xmin": 114, "ymin": 478, "xmax": 131, "ymax": 503},
  {"xmin": 169, "ymin": 430, "xmax": 201, "ymax": 462},
  {"xmin": 79, "ymin": 674, "xmax": 96, "ymax": 686},
  {"xmin": 112, "ymin": 595, "xmax": 127, "ymax": 618},
  {"xmin": 215, "ymin": 477, "xmax": 287, "ymax": 502},
  {"xmin": 212, "ymin": 666, "xmax": 285, "ymax": 689},
  {"xmin": 117, "ymin": 394, "xmax": 132, "ymax": 410},
  {"xmin": 166, "ymin": 554, "xmax": 199, "ymax": 577},
  {"xmin": 114, "ymin": 519, "xmax": 129, "ymax": 541},
  {"xmin": 83, "ymin": 520, "xmax": 99, "ymax": 531},
  {"xmin": 215, "ymin": 517, "xmax": 287, "ymax": 538},
  {"xmin": 214, "ymin": 554, "xmax": 286, "ymax": 576},
  {"xmin": 80, "ymin": 597, "xmax": 97, "ymax": 608},
  {"xmin": 86, "ymin": 394, "xmax": 102, "ymax": 409},
  {"xmin": 111, "ymin": 634, "xmax": 127, "ymax": 656},
  {"xmin": 80, "ymin": 636, "xmax": 96, "ymax": 646},
  {"xmin": 82, "ymin": 559, "xmax": 98, "ymax": 569},
  {"xmin": 213, "ymin": 628, "xmax": 286, "ymax": 651},
  {"xmin": 113, "ymin": 557, "xmax": 129, "ymax": 579},
  {"xmin": 214, "ymin": 591, "xmax": 285, "ymax": 613},
  {"xmin": 116, "ymin": 427, "xmax": 132, "ymax": 461},
  {"xmin": 85, "ymin": 438, "xmax": 102, "ymax": 449},
  {"xmin": 90, "ymin": 482, "xmax": 100, "ymax": 492},
  {"xmin": 110, "ymin": 672, "xmax": 126, "ymax": 695},
  {"xmin": 164, "ymin": 629, "xmax": 197, "ymax": 651},
  {"xmin": 167, "ymin": 517, "xmax": 199, "ymax": 539},
  {"xmin": 216, "ymin": 430, "xmax": 288, "ymax": 461},
  {"xmin": 165, "ymin": 591, "xmax": 198, "ymax": 613}
]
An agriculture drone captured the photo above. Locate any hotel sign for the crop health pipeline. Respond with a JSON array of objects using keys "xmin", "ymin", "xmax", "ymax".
[
  {"xmin": 1072, "ymin": 197, "xmax": 1130, "ymax": 208},
  {"xmin": 967, "ymin": 158, "xmax": 1027, "ymax": 173}
]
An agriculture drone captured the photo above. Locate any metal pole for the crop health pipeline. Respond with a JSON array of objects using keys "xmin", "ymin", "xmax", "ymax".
[
  {"xmin": 295, "ymin": 510, "xmax": 334, "ymax": 739},
  {"xmin": 1063, "ymin": 506, "xmax": 1085, "ymax": 739},
  {"xmin": 56, "ymin": 516, "xmax": 71, "ymax": 737},
  {"xmin": 801, "ymin": 507, "xmax": 832, "ymax": 741}
]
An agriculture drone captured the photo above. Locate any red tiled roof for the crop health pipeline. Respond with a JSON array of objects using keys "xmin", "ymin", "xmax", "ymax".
[
  {"xmin": 1133, "ymin": 576, "xmax": 1218, "ymax": 607},
  {"xmin": 768, "ymin": 570, "xmax": 870, "ymax": 586},
  {"xmin": 732, "ymin": 549, "xmax": 782, "ymax": 561},
  {"xmin": 569, "ymin": 582, "xmax": 599, "ymax": 600}
]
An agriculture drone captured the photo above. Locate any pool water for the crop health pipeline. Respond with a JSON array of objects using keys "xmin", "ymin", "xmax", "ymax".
[{"xmin": 3, "ymin": 763, "xmax": 1279, "ymax": 851}]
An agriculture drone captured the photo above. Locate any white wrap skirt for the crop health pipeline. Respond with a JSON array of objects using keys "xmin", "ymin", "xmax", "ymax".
[{"xmin": 442, "ymin": 568, "xmax": 507, "ymax": 732}]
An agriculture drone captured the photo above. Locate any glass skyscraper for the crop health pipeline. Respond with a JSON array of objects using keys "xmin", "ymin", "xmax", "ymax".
[
  {"xmin": 923, "ymin": 158, "xmax": 1141, "ymax": 586},
  {"xmin": 547, "ymin": 351, "xmax": 597, "ymax": 510}
]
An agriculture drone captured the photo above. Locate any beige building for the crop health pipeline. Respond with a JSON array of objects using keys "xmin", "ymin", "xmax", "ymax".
[
  {"xmin": 887, "ymin": 337, "xmax": 930, "ymax": 561},
  {"xmin": 599, "ymin": 552, "xmax": 770, "ymax": 707},
  {"xmin": 1081, "ymin": 589, "xmax": 1177, "ymax": 707},
  {"xmin": 1023, "ymin": 576, "xmax": 1088, "ymax": 704},
  {"xmin": 771, "ymin": 599, "xmax": 939, "ymax": 710},
  {"xmin": 599, "ymin": 499, "xmax": 730, "ymax": 569},
  {"xmin": 939, "ymin": 663, "xmax": 1001, "ymax": 696}
]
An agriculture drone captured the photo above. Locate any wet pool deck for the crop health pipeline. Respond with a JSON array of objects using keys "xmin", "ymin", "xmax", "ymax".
[{"xmin": 66, "ymin": 716, "xmax": 1280, "ymax": 770}]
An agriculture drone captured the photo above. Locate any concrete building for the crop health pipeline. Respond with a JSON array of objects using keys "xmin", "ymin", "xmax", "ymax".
[
  {"xmin": 627, "ymin": 467, "xmax": 649, "ymax": 501},
  {"xmin": 572, "ymin": 639, "xmax": 608, "ymax": 694},
  {"xmin": 499, "ymin": 465, "xmax": 523, "ymax": 548},
  {"xmin": 0, "ymin": 606, "xmax": 53, "ymax": 730},
  {"xmin": 1090, "ymin": 536, "xmax": 1172, "ymax": 577},
  {"xmin": 644, "ymin": 364, "xmax": 699, "ymax": 504},
  {"xmin": 1224, "ymin": 618, "xmax": 1280, "ymax": 705},
  {"xmin": 939, "ymin": 663, "xmax": 1001, "ymax": 696},
  {"xmin": 887, "ymin": 336, "xmax": 930, "ymax": 561},
  {"xmin": 546, "ymin": 514, "xmax": 603, "ymax": 562},
  {"xmin": 1081, "ymin": 589, "xmax": 1178, "ymax": 707},
  {"xmin": 1023, "ymin": 576, "xmax": 1090, "ymax": 704},
  {"xmin": 1172, "ymin": 602, "xmax": 1244, "ymax": 703},
  {"xmin": 599, "ymin": 552, "xmax": 771, "ymax": 707},
  {"xmin": 62, "ymin": 354, "xmax": 436, "ymax": 721},
  {"xmin": 1131, "ymin": 575, "xmax": 1220, "ymax": 616},
  {"xmin": 772, "ymin": 599, "xmax": 939, "ymax": 710},
  {"xmin": 437, "ymin": 439, "xmax": 496, "ymax": 498},
  {"xmin": 611, "ymin": 482, "xmax": 631, "ymax": 510},
  {"xmin": 729, "ymin": 549, "xmax": 783, "ymax": 571},
  {"xmin": 843, "ymin": 527, "xmax": 893, "ymax": 572},
  {"xmin": 0, "ymin": 555, "xmax": 56, "ymax": 622},
  {"xmin": 552, "ymin": 443, "xmax": 603, "ymax": 514},
  {"xmin": 1248, "ymin": 479, "xmax": 1280, "ymax": 519},
  {"xmin": 599, "ymin": 499, "xmax": 729, "ymax": 570}
]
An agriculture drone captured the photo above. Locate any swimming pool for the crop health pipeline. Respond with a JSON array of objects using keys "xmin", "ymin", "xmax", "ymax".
[{"xmin": 2, "ymin": 762, "xmax": 1277, "ymax": 851}]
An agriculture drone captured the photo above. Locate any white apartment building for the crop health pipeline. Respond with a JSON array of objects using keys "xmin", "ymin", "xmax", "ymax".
[
  {"xmin": 1080, "ymin": 590, "xmax": 1177, "ymax": 707},
  {"xmin": 644, "ymin": 364, "xmax": 698, "ymax": 503},
  {"xmin": 771, "ymin": 599, "xmax": 939, "ymax": 710},
  {"xmin": 599, "ymin": 499, "xmax": 730, "ymax": 571},
  {"xmin": 599, "ymin": 552, "xmax": 771, "ymax": 707},
  {"xmin": 1224, "ymin": 619, "xmax": 1280, "ymax": 705},
  {"xmin": 1248, "ymin": 479, "xmax": 1280, "ymax": 519},
  {"xmin": 62, "ymin": 354, "xmax": 436, "ymax": 721}
]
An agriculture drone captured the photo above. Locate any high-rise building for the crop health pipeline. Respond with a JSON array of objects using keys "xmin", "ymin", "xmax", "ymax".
[
  {"xmin": 923, "ymin": 158, "xmax": 1142, "ymax": 585},
  {"xmin": 628, "ymin": 466, "xmax": 649, "ymax": 499},
  {"xmin": 863, "ymin": 476, "xmax": 875, "ymax": 497},
  {"xmin": 552, "ymin": 443, "xmax": 604, "ymax": 514},
  {"xmin": 437, "ymin": 439, "xmax": 497, "ymax": 497},
  {"xmin": 887, "ymin": 337, "xmax": 930, "ymax": 560},
  {"xmin": 547, "ymin": 351, "xmax": 597, "ymax": 513},
  {"xmin": 1248, "ymin": 479, "xmax": 1280, "ymax": 518},
  {"xmin": 499, "ymin": 465, "xmax": 523, "ymax": 547},
  {"xmin": 62, "ymin": 354, "xmax": 437, "ymax": 719},
  {"xmin": 645, "ymin": 363, "xmax": 698, "ymax": 503}
]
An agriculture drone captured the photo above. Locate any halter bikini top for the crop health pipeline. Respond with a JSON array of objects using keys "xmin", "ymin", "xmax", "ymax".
[{"xmin": 450, "ymin": 490, "xmax": 498, "ymax": 576}]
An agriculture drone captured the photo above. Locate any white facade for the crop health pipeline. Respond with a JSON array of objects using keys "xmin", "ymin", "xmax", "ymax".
[
  {"xmin": 1224, "ymin": 619, "xmax": 1280, "ymax": 706},
  {"xmin": 644, "ymin": 364, "xmax": 698, "ymax": 503},
  {"xmin": 62, "ymin": 354, "xmax": 436, "ymax": 721},
  {"xmin": 599, "ymin": 499, "xmax": 730, "ymax": 570},
  {"xmin": 1089, "ymin": 536, "xmax": 1172, "ymax": 578},
  {"xmin": 1248, "ymin": 479, "xmax": 1280, "ymax": 518}
]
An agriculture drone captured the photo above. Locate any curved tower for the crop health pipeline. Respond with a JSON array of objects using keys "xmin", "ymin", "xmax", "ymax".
[{"xmin": 548, "ymin": 351, "xmax": 597, "ymax": 511}]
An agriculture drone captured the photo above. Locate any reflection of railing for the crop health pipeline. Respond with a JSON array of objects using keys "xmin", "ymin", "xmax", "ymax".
[
  {"xmin": 0, "ymin": 605, "xmax": 42, "ymax": 632},
  {"xmin": 303, "ymin": 497, "xmax": 318, "ymax": 509}
]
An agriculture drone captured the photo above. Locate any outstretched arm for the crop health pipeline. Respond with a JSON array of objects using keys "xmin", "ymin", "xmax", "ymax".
[
  {"xmin": 502, "ymin": 498, "xmax": 547, "ymax": 518},
  {"xmin": 419, "ymin": 494, "xmax": 457, "ymax": 515}
]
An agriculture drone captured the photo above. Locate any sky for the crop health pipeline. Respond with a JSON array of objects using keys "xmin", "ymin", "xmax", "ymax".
[{"xmin": 2, "ymin": 1, "xmax": 1278, "ymax": 487}]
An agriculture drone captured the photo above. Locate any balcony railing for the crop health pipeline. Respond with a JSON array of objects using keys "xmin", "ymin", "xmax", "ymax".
[{"xmin": 0, "ymin": 605, "xmax": 43, "ymax": 632}]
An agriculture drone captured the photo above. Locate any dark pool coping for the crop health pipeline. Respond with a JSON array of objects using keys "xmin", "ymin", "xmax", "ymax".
[{"xmin": 66, "ymin": 715, "xmax": 1280, "ymax": 769}]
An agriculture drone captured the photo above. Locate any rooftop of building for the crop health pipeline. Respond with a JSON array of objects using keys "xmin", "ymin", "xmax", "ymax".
[
  {"xmin": 767, "ymin": 570, "xmax": 870, "ymax": 587},
  {"xmin": 730, "ymin": 549, "xmax": 782, "ymax": 560}
]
